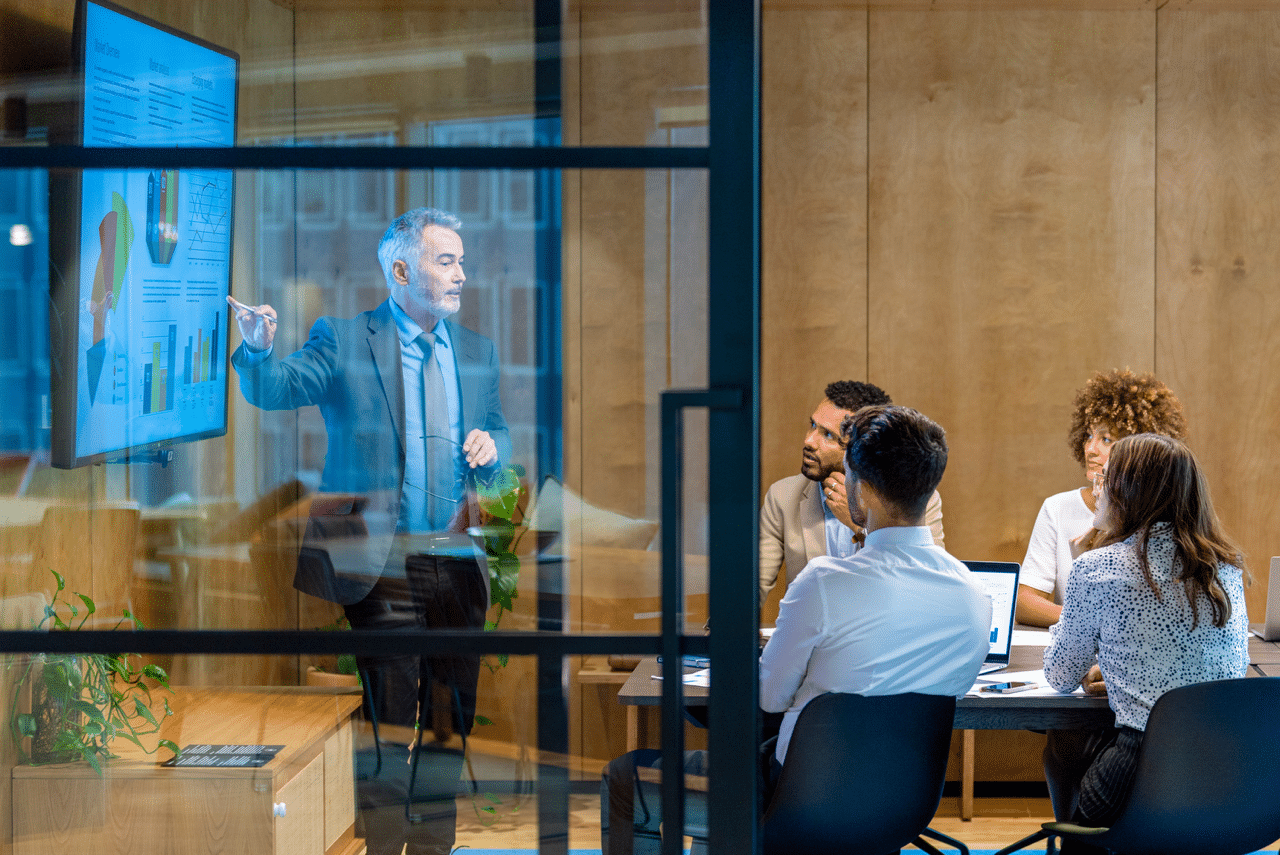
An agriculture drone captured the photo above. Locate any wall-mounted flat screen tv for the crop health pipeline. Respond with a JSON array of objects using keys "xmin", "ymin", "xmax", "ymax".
[{"xmin": 50, "ymin": 0, "xmax": 238, "ymax": 468}]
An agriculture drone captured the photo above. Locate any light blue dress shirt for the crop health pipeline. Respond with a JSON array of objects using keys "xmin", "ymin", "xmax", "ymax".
[
  {"xmin": 389, "ymin": 300, "xmax": 462, "ymax": 532},
  {"xmin": 821, "ymin": 499, "xmax": 859, "ymax": 560},
  {"xmin": 239, "ymin": 301, "xmax": 463, "ymax": 532}
]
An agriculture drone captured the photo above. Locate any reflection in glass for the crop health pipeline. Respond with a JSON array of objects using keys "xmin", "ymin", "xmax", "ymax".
[
  {"xmin": 2, "ymin": 652, "xmax": 622, "ymax": 854},
  {"xmin": 0, "ymin": 160, "xmax": 711, "ymax": 851}
]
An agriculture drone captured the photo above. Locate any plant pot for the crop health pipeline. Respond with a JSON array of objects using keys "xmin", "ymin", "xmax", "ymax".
[
  {"xmin": 28, "ymin": 655, "xmax": 84, "ymax": 764},
  {"xmin": 304, "ymin": 666, "xmax": 359, "ymax": 688}
]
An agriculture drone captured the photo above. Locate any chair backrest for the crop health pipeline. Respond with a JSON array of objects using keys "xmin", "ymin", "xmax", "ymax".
[
  {"xmin": 1090, "ymin": 677, "xmax": 1280, "ymax": 855},
  {"xmin": 761, "ymin": 692, "xmax": 957, "ymax": 855}
]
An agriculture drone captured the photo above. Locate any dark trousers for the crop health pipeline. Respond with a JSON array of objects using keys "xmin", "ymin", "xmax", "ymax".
[
  {"xmin": 343, "ymin": 551, "xmax": 487, "ymax": 855},
  {"xmin": 601, "ymin": 713, "xmax": 784, "ymax": 855},
  {"xmin": 601, "ymin": 749, "xmax": 710, "ymax": 855},
  {"xmin": 1043, "ymin": 726, "xmax": 1144, "ymax": 855}
]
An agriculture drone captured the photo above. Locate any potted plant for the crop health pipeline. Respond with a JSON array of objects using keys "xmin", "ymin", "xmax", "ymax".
[
  {"xmin": 8, "ymin": 570, "xmax": 179, "ymax": 774},
  {"xmin": 305, "ymin": 615, "xmax": 361, "ymax": 688},
  {"xmin": 472, "ymin": 463, "xmax": 527, "ymax": 633}
]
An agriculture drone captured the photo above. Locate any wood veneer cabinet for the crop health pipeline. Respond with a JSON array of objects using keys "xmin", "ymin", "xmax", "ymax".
[{"xmin": 11, "ymin": 687, "xmax": 363, "ymax": 855}]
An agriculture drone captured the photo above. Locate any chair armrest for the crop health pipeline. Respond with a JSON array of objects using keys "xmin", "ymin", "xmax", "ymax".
[{"xmin": 1044, "ymin": 821, "xmax": 1111, "ymax": 837}]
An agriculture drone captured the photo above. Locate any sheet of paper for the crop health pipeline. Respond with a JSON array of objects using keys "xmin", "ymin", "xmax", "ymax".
[
  {"xmin": 1013, "ymin": 629, "xmax": 1051, "ymax": 647},
  {"xmin": 651, "ymin": 668, "xmax": 710, "ymax": 688},
  {"xmin": 967, "ymin": 668, "xmax": 1085, "ymax": 698}
]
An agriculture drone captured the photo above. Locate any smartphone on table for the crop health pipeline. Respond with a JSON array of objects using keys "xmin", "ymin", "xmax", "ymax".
[{"xmin": 980, "ymin": 681, "xmax": 1037, "ymax": 694}]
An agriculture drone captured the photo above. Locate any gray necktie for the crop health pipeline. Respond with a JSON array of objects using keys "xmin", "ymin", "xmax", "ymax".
[{"xmin": 417, "ymin": 331, "xmax": 454, "ymax": 530}]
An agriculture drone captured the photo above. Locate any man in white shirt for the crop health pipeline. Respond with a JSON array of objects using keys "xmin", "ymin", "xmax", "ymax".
[
  {"xmin": 760, "ymin": 405, "xmax": 991, "ymax": 767},
  {"xmin": 759, "ymin": 381, "xmax": 945, "ymax": 607}
]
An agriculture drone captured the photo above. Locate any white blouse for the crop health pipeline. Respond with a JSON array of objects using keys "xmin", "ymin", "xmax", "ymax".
[{"xmin": 1044, "ymin": 523, "xmax": 1249, "ymax": 731}]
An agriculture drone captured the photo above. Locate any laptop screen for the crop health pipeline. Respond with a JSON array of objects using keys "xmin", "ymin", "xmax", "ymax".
[{"xmin": 964, "ymin": 561, "xmax": 1021, "ymax": 662}]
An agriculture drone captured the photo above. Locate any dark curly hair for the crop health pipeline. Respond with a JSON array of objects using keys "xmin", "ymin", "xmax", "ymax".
[
  {"xmin": 1067, "ymin": 369, "xmax": 1187, "ymax": 467},
  {"xmin": 825, "ymin": 380, "xmax": 892, "ymax": 412}
]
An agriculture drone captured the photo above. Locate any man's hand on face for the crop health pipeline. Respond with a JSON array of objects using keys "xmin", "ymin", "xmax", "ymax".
[{"xmin": 823, "ymin": 473, "xmax": 866, "ymax": 545}]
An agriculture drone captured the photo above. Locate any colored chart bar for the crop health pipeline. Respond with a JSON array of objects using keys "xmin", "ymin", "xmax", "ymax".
[
  {"xmin": 166, "ymin": 324, "xmax": 176, "ymax": 410},
  {"xmin": 151, "ymin": 341, "xmax": 162, "ymax": 414},
  {"xmin": 143, "ymin": 363, "xmax": 153, "ymax": 415}
]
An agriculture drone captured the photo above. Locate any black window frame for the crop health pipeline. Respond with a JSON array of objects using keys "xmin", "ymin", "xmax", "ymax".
[{"xmin": 0, "ymin": 1, "xmax": 760, "ymax": 852}]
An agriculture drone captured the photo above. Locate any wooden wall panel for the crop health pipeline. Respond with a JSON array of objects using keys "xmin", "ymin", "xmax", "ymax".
[
  {"xmin": 867, "ymin": 10, "xmax": 1156, "ymax": 563},
  {"xmin": 1156, "ymin": 10, "xmax": 1280, "ymax": 617},
  {"xmin": 566, "ymin": 0, "xmax": 707, "ymax": 768},
  {"xmin": 290, "ymin": 0, "xmax": 534, "ymax": 137},
  {"xmin": 760, "ymin": 6, "xmax": 869, "ymax": 508}
]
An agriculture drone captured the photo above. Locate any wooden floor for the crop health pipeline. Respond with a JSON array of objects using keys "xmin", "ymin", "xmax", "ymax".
[
  {"xmin": 362, "ymin": 728, "xmax": 1280, "ymax": 853},
  {"xmin": 452, "ymin": 793, "xmax": 1052, "ymax": 852},
  {"xmin": 452, "ymin": 791, "xmax": 1280, "ymax": 852}
]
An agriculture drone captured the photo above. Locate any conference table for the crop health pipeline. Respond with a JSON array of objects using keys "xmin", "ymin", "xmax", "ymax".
[{"xmin": 617, "ymin": 633, "xmax": 1280, "ymax": 818}]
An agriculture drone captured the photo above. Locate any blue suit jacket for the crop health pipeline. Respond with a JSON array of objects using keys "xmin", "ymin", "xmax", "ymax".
[{"xmin": 232, "ymin": 299, "xmax": 510, "ymax": 604}]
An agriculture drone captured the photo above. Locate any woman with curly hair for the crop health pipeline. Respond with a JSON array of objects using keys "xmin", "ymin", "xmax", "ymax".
[
  {"xmin": 1040, "ymin": 433, "xmax": 1248, "ymax": 849},
  {"xmin": 1016, "ymin": 369, "xmax": 1188, "ymax": 627}
]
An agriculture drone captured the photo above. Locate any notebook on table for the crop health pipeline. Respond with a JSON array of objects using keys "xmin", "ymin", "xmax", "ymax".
[
  {"xmin": 1250, "ymin": 556, "xmax": 1280, "ymax": 641},
  {"xmin": 963, "ymin": 560, "xmax": 1021, "ymax": 676}
]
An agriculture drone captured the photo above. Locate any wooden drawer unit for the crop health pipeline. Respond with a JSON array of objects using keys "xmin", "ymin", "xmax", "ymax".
[{"xmin": 12, "ymin": 687, "xmax": 363, "ymax": 855}]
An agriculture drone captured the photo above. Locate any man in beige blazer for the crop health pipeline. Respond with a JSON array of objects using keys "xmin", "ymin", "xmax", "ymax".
[{"xmin": 759, "ymin": 381, "xmax": 945, "ymax": 605}]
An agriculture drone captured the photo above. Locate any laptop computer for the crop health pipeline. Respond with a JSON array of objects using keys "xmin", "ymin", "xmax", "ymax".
[
  {"xmin": 964, "ymin": 560, "xmax": 1021, "ymax": 676},
  {"xmin": 1250, "ymin": 556, "xmax": 1280, "ymax": 641}
]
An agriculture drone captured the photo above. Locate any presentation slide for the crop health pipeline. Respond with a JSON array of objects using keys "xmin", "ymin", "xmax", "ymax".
[
  {"xmin": 70, "ymin": 1, "xmax": 236, "ymax": 462},
  {"xmin": 980, "ymin": 574, "xmax": 1016, "ymax": 655}
]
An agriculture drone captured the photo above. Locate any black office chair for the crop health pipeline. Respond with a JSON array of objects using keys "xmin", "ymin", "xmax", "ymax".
[
  {"xmin": 687, "ymin": 692, "xmax": 969, "ymax": 855},
  {"xmin": 995, "ymin": 676, "xmax": 1280, "ymax": 855}
]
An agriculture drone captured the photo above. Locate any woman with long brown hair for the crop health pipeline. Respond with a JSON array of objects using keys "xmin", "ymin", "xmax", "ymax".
[{"xmin": 1041, "ymin": 433, "xmax": 1249, "ymax": 853}]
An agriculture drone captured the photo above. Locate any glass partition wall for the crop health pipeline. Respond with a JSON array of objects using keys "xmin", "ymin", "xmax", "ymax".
[{"xmin": 0, "ymin": 1, "xmax": 758, "ymax": 854}]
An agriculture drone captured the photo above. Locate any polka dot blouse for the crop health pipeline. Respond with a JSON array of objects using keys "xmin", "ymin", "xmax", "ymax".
[{"xmin": 1043, "ymin": 523, "xmax": 1249, "ymax": 731}]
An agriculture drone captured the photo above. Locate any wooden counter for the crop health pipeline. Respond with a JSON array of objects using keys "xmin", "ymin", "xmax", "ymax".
[{"xmin": 11, "ymin": 686, "xmax": 363, "ymax": 855}]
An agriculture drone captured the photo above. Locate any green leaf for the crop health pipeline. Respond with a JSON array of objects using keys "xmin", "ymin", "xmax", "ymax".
[
  {"xmin": 52, "ymin": 569, "xmax": 65, "ymax": 592},
  {"xmin": 85, "ymin": 751, "xmax": 103, "ymax": 777},
  {"xmin": 75, "ymin": 593, "xmax": 96, "ymax": 616},
  {"xmin": 71, "ymin": 700, "xmax": 106, "ymax": 724},
  {"xmin": 16, "ymin": 713, "xmax": 37, "ymax": 737},
  {"xmin": 133, "ymin": 699, "xmax": 159, "ymax": 728},
  {"xmin": 116, "ymin": 730, "xmax": 146, "ymax": 750},
  {"xmin": 495, "ymin": 552, "xmax": 520, "ymax": 577},
  {"xmin": 474, "ymin": 714, "xmax": 493, "ymax": 726},
  {"xmin": 142, "ymin": 664, "xmax": 169, "ymax": 684},
  {"xmin": 158, "ymin": 739, "xmax": 181, "ymax": 758}
]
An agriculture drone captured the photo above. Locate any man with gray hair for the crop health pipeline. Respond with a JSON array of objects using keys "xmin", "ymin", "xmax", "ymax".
[{"xmin": 229, "ymin": 207, "xmax": 509, "ymax": 855}]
